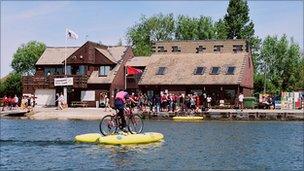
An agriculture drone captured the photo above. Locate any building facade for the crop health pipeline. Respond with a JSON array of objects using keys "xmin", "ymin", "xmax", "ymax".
[
  {"xmin": 22, "ymin": 41, "xmax": 133, "ymax": 107},
  {"xmin": 126, "ymin": 39, "xmax": 253, "ymax": 106},
  {"xmin": 22, "ymin": 39, "xmax": 253, "ymax": 107}
]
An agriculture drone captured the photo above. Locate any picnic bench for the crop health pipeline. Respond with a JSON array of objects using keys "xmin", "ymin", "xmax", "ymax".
[{"xmin": 71, "ymin": 101, "xmax": 88, "ymax": 107}]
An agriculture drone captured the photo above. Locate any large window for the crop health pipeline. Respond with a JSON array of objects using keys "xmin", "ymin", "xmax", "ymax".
[
  {"xmin": 66, "ymin": 65, "xmax": 86, "ymax": 75},
  {"xmin": 196, "ymin": 45, "xmax": 206, "ymax": 53},
  {"xmin": 233, "ymin": 45, "xmax": 243, "ymax": 53},
  {"xmin": 44, "ymin": 67, "xmax": 55, "ymax": 76},
  {"xmin": 211, "ymin": 67, "xmax": 220, "ymax": 75},
  {"xmin": 214, "ymin": 45, "xmax": 224, "ymax": 52},
  {"xmin": 157, "ymin": 46, "xmax": 167, "ymax": 52},
  {"xmin": 99, "ymin": 66, "xmax": 111, "ymax": 76},
  {"xmin": 156, "ymin": 67, "xmax": 166, "ymax": 75},
  {"xmin": 227, "ymin": 67, "xmax": 236, "ymax": 75},
  {"xmin": 172, "ymin": 46, "xmax": 181, "ymax": 52},
  {"xmin": 194, "ymin": 67, "xmax": 205, "ymax": 75},
  {"xmin": 78, "ymin": 65, "xmax": 85, "ymax": 75}
]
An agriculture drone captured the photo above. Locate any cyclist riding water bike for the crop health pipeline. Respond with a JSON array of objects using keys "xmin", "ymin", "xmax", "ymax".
[{"xmin": 114, "ymin": 89, "xmax": 136, "ymax": 132}]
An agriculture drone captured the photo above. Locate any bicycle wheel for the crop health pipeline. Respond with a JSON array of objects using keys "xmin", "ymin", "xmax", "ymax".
[
  {"xmin": 127, "ymin": 114, "xmax": 144, "ymax": 134},
  {"xmin": 99, "ymin": 115, "xmax": 118, "ymax": 136}
]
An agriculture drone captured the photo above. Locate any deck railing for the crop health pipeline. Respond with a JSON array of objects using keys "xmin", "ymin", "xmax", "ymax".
[{"xmin": 22, "ymin": 75, "xmax": 89, "ymax": 90}]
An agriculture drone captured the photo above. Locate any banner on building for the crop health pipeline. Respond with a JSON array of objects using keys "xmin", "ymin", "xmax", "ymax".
[{"xmin": 54, "ymin": 77, "xmax": 73, "ymax": 86}]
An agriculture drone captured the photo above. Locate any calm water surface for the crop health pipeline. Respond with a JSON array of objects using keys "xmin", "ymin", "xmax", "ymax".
[{"xmin": 0, "ymin": 119, "xmax": 303, "ymax": 170}]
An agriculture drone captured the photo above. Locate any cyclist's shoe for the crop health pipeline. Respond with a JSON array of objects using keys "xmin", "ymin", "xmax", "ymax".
[{"xmin": 121, "ymin": 128, "xmax": 128, "ymax": 133}]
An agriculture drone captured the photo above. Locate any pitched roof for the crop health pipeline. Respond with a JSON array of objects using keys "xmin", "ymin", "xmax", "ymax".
[
  {"xmin": 95, "ymin": 48, "xmax": 117, "ymax": 63},
  {"xmin": 36, "ymin": 47, "xmax": 79, "ymax": 65},
  {"xmin": 108, "ymin": 46, "xmax": 128, "ymax": 62},
  {"xmin": 126, "ymin": 56, "xmax": 150, "ymax": 67},
  {"xmin": 87, "ymin": 46, "xmax": 127, "ymax": 84},
  {"xmin": 87, "ymin": 65, "xmax": 120, "ymax": 84},
  {"xmin": 139, "ymin": 52, "xmax": 249, "ymax": 85}
]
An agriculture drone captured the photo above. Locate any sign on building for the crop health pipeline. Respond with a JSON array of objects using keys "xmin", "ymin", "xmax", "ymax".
[{"xmin": 54, "ymin": 77, "xmax": 73, "ymax": 86}]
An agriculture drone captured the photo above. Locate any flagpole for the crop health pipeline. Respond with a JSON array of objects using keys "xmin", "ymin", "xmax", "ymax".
[
  {"xmin": 125, "ymin": 66, "xmax": 127, "ymax": 90},
  {"xmin": 63, "ymin": 28, "xmax": 68, "ymax": 104},
  {"xmin": 64, "ymin": 28, "xmax": 67, "ymax": 76}
]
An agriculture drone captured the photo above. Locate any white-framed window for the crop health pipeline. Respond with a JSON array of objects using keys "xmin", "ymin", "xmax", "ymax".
[
  {"xmin": 81, "ymin": 90, "xmax": 95, "ymax": 101},
  {"xmin": 99, "ymin": 66, "xmax": 111, "ymax": 76}
]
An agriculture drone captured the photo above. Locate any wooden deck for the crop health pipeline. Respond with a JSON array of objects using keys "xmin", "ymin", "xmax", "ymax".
[
  {"xmin": 0, "ymin": 110, "xmax": 27, "ymax": 117},
  {"xmin": 142, "ymin": 109, "xmax": 304, "ymax": 120}
]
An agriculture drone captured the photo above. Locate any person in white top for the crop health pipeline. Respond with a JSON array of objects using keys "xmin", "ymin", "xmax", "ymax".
[
  {"xmin": 238, "ymin": 92, "xmax": 244, "ymax": 110},
  {"xmin": 207, "ymin": 96, "xmax": 212, "ymax": 109}
]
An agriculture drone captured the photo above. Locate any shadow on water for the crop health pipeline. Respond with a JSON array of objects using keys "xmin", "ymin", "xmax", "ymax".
[{"xmin": 0, "ymin": 139, "xmax": 75, "ymax": 146}]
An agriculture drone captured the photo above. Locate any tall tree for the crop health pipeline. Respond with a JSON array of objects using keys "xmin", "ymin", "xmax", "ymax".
[
  {"xmin": 11, "ymin": 41, "xmax": 46, "ymax": 75},
  {"xmin": 214, "ymin": 19, "xmax": 228, "ymax": 39},
  {"xmin": 197, "ymin": 16, "xmax": 216, "ymax": 40},
  {"xmin": 0, "ymin": 72, "xmax": 22, "ymax": 97},
  {"xmin": 224, "ymin": 0, "xmax": 253, "ymax": 40},
  {"xmin": 175, "ymin": 15, "xmax": 198, "ymax": 40},
  {"xmin": 127, "ymin": 14, "xmax": 175, "ymax": 56},
  {"xmin": 256, "ymin": 35, "xmax": 303, "ymax": 93}
]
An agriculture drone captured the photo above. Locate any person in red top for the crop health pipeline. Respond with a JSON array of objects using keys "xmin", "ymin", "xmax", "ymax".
[
  {"xmin": 195, "ymin": 94, "xmax": 200, "ymax": 113},
  {"xmin": 1, "ymin": 95, "xmax": 7, "ymax": 111}
]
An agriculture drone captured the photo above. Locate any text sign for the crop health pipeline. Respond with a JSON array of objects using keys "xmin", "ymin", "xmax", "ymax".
[{"xmin": 54, "ymin": 77, "xmax": 73, "ymax": 86}]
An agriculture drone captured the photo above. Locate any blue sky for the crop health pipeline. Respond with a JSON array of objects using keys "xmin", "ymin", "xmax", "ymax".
[{"xmin": 1, "ymin": 1, "xmax": 303, "ymax": 77}]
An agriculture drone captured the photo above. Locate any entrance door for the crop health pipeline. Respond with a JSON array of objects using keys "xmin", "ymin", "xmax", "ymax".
[{"xmin": 35, "ymin": 89, "xmax": 56, "ymax": 106}]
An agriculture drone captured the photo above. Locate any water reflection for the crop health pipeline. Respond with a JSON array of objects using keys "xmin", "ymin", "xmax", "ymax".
[{"xmin": 1, "ymin": 119, "xmax": 303, "ymax": 170}]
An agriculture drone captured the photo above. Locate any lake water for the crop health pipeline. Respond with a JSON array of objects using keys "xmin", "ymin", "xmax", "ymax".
[{"xmin": 0, "ymin": 119, "xmax": 303, "ymax": 170}]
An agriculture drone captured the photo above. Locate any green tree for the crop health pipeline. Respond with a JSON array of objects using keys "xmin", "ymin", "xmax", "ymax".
[
  {"xmin": 11, "ymin": 41, "xmax": 46, "ymax": 75},
  {"xmin": 127, "ymin": 14, "xmax": 175, "ymax": 56},
  {"xmin": 257, "ymin": 35, "xmax": 303, "ymax": 93},
  {"xmin": 224, "ymin": 0, "xmax": 253, "ymax": 40},
  {"xmin": 175, "ymin": 15, "xmax": 198, "ymax": 40},
  {"xmin": 197, "ymin": 16, "xmax": 216, "ymax": 40},
  {"xmin": 0, "ymin": 72, "xmax": 22, "ymax": 97},
  {"xmin": 214, "ymin": 19, "xmax": 228, "ymax": 39}
]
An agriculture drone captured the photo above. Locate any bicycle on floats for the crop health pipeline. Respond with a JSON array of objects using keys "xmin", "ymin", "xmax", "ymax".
[{"xmin": 99, "ymin": 107, "xmax": 144, "ymax": 136}]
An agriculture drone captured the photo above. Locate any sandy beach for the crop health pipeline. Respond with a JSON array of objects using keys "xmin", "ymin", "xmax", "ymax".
[{"xmin": 27, "ymin": 107, "xmax": 116, "ymax": 120}]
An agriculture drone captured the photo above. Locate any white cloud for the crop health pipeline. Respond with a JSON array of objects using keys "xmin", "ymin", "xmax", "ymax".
[{"xmin": 4, "ymin": 1, "xmax": 69, "ymax": 21}]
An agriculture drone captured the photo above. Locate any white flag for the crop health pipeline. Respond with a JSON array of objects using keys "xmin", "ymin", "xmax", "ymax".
[{"xmin": 66, "ymin": 29, "xmax": 78, "ymax": 39}]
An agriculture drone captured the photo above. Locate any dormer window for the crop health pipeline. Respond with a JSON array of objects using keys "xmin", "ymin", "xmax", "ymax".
[
  {"xmin": 227, "ymin": 66, "xmax": 236, "ymax": 75},
  {"xmin": 210, "ymin": 67, "xmax": 220, "ymax": 75},
  {"xmin": 156, "ymin": 67, "xmax": 166, "ymax": 75},
  {"xmin": 194, "ymin": 67, "xmax": 205, "ymax": 75},
  {"xmin": 172, "ymin": 46, "xmax": 181, "ymax": 52},
  {"xmin": 152, "ymin": 46, "xmax": 156, "ymax": 53},
  {"xmin": 196, "ymin": 45, "xmax": 206, "ymax": 53},
  {"xmin": 99, "ymin": 66, "xmax": 110, "ymax": 76},
  {"xmin": 157, "ymin": 46, "xmax": 167, "ymax": 52},
  {"xmin": 214, "ymin": 45, "xmax": 224, "ymax": 52},
  {"xmin": 233, "ymin": 45, "xmax": 243, "ymax": 53}
]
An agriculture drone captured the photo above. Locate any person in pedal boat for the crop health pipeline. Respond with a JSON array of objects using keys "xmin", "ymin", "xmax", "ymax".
[{"xmin": 114, "ymin": 89, "xmax": 136, "ymax": 132}]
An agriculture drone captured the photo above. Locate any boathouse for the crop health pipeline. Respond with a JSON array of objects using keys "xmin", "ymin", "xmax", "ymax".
[
  {"xmin": 22, "ymin": 41, "xmax": 133, "ymax": 107},
  {"xmin": 127, "ymin": 39, "xmax": 254, "ymax": 106}
]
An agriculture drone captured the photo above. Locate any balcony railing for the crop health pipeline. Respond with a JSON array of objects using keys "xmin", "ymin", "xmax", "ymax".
[{"xmin": 22, "ymin": 75, "xmax": 89, "ymax": 89}]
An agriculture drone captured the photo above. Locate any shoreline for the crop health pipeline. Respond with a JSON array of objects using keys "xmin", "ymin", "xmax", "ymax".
[{"xmin": 1, "ymin": 107, "xmax": 303, "ymax": 121}]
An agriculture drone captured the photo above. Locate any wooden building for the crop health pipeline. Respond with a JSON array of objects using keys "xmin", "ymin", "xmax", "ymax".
[
  {"xmin": 22, "ymin": 39, "xmax": 253, "ymax": 107},
  {"xmin": 22, "ymin": 41, "xmax": 133, "ymax": 107},
  {"xmin": 126, "ymin": 39, "xmax": 254, "ymax": 106}
]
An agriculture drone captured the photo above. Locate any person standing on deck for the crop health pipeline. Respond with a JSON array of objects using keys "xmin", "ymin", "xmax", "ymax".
[{"xmin": 238, "ymin": 92, "xmax": 244, "ymax": 111}]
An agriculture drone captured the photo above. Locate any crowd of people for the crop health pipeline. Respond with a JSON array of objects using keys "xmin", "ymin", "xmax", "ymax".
[
  {"xmin": 119, "ymin": 91, "xmax": 217, "ymax": 114},
  {"xmin": 1, "ymin": 95, "xmax": 36, "ymax": 112}
]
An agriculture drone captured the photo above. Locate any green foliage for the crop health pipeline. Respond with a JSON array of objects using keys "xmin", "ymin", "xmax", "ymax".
[
  {"xmin": 127, "ymin": 14, "xmax": 175, "ymax": 56},
  {"xmin": 224, "ymin": 0, "xmax": 253, "ymax": 39},
  {"xmin": 11, "ymin": 41, "xmax": 46, "ymax": 75},
  {"xmin": 0, "ymin": 72, "xmax": 22, "ymax": 97},
  {"xmin": 175, "ymin": 15, "xmax": 198, "ymax": 40},
  {"xmin": 214, "ymin": 19, "xmax": 228, "ymax": 39},
  {"xmin": 256, "ymin": 35, "xmax": 303, "ymax": 93}
]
